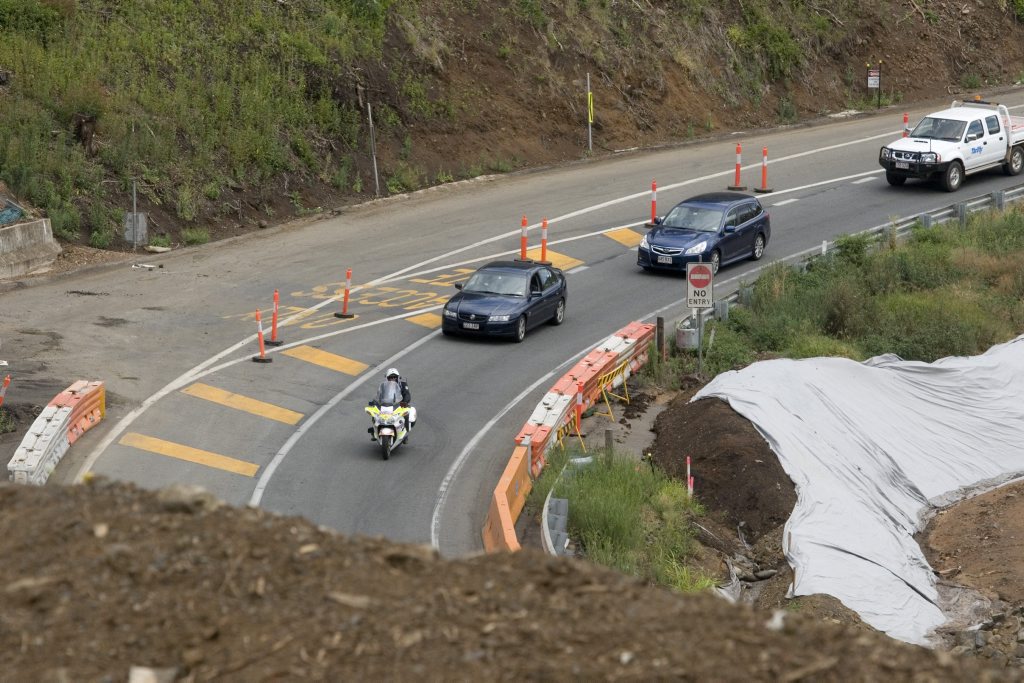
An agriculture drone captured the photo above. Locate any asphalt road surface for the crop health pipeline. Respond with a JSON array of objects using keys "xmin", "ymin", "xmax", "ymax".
[{"xmin": 3, "ymin": 93, "xmax": 1023, "ymax": 557}]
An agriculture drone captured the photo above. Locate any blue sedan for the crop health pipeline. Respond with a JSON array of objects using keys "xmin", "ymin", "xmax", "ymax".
[
  {"xmin": 442, "ymin": 260, "xmax": 567, "ymax": 342},
  {"xmin": 637, "ymin": 191, "xmax": 770, "ymax": 274}
]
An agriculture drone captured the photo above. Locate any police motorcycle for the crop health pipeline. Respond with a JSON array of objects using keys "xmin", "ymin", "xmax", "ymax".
[{"xmin": 365, "ymin": 380, "xmax": 414, "ymax": 460}]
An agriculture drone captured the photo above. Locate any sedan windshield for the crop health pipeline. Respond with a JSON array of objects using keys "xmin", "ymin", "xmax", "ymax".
[
  {"xmin": 661, "ymin": 205, "xmax": 724, "ymax": 232},
  {"xmin": 462, "ymin": 271, "xmax": 528, "ymax": 296},
  {"xmin": 910, "ymin": 117, "xmax": 967, "ymax": 142}
]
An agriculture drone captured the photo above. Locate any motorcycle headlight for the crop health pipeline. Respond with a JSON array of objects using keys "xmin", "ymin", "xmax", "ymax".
[
  {"xmin": 920, "ymin": 152, "xmax": 939, "ymax": 163},
  {"xmin": 443, "ymin": 307, "xmax": 457, "ymax": 319},
  {"xmin": 685, "ymin": 241, "xmax": 707, "ymax": 255},
  {"xmin": 640, "ymin": 234, "xmax": 649, "ymax": 250},
  {"xmin": 880, "ymin": 147, "xmax": 891, "ymax": 160},
  {"xmin": 490, "ymin": 314, "xmax": 511, "ymax": 322}
]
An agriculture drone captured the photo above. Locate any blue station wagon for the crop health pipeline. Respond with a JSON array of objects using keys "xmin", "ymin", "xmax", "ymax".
[{"xmin": 637, "ymin": 191, "xmax": 771, "ymax": 274}]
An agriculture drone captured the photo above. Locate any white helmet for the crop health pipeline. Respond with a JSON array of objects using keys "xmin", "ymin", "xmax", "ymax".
[{"xmin": 386, "ymin": 368, "xmax": 400, "ymax": 380}]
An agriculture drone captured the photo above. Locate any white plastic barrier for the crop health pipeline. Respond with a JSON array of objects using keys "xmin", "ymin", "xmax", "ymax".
[{"xmin": 7, "ymin": 381, "xmax": 105, "ymax": 485}]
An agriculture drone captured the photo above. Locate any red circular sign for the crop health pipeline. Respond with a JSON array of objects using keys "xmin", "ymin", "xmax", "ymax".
[{"xmin": 689, "ymin": 264, "xmax": 712, "ymax": 288}]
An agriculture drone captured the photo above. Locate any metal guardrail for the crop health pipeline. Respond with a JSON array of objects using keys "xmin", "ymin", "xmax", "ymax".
[
  {"xmin": 540, "ymin": 181, "xmax": 1024, "ymax": 557},
  {"xmin": 682, "ymin": 181, "xmax": 1024, "ymax": 331}
]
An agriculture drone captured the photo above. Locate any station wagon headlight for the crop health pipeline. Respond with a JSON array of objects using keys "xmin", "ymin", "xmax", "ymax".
[
  {"xmin": 490, "ymin": 314, "xmax": 511, "ymax": 322},
  {"xmin": 443, "ymin": 307, "xmax": 457, "ymax": 319},
  {"xmin": 919, "ymin": 152, "xmax": 939, "ymax": 163},
  {"xmin": 640, "ymin": 234, "xmax": 649, "ymax": 249},
  {"xmin": 685, "ymin": 241, "xmax": 707, "ymax": 255}
]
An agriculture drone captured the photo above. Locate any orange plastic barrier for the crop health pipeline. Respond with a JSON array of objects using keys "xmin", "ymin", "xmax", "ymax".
[
  {"xmin": 481, "ymin": 444, "xmax": 531, "ymax": 552},
  {"xmin": 481, "ymin": 321, "xmax": 657, "ymax": 553}
]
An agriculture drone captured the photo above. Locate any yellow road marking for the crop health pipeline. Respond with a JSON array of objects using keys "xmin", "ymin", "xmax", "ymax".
[
  {"xmin": 282, "ymin": 345, "xmax": 369, "ymax": 375},
  {"xmin": 525, "ymin": 248, "xmax": 583, "ymax": 271},
  {"xmin": 120, "ymin": 432, "xmax": 259, "ymax": 477},
  {"xmin": 604, "ymin": 227, "xmax": 643, "ymax": 248},
  {"xmin": 182, "ymin": 383, "xmax": 303, "ymax": 425},
  {"xmin": 405, "ymin": 313, "xmax": 442, "ymax": 329}
]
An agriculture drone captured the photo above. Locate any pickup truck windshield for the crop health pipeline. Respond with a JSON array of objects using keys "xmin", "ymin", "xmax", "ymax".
[{"xmin": 910, "ymin": 117, "xmax": 967, "ymax": 142}]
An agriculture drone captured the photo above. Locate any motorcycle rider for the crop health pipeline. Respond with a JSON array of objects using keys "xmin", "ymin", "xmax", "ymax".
[{"xmin": 368, "ymin": 368, "xmax": 415, "ymax": 441}]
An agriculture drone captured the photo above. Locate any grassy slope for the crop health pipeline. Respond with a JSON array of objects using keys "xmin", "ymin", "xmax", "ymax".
[{"xmin": 1, "ymin": 0, "xmax": 1023, "ymax": 248}]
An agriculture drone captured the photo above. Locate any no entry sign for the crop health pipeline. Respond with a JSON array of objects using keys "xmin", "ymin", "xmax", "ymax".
[{"xmin": 687, "ymin": 262, "xmax": 714, "ymax": 309}]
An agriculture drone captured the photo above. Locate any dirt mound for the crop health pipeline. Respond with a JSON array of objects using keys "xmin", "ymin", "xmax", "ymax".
[
  {"xmin": 649, "ymin": 386, "xmax": 796, "ymax": 541},
  {"xmin": 2, "ymin": 479, "xmax": 1015, "ymax": 681}
]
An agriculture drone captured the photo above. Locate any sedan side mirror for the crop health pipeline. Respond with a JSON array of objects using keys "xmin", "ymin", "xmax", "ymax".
[
  {"xmin": 647, "ymin": 216, "xmax": 662, "ymax": 227},
  {"xmin": 723, "ymin": 224, "xmax": 737, "ymax": 233},
  {"xmin": 530, "ymin": 289, "xmax": 542, "ymax": 298}
]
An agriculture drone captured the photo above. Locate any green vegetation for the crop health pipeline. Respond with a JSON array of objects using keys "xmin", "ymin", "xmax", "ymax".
[
  {"xmin": 0, "ymin": 0, "xmax": 396, "ymax": 237},
  {"xmin": 961, "ymin": 73, "xmax": 983, "ymax": 90},
  {"xmin": 553, "ymin": 449, "xmax": 714, "ymax": 593},
  {"xmin": 148, "ymin": 234, "xmax": 172, "ymax": 248},
  {"xmin": 695, "ymin": 208, "xmax": 1024, "ymax": 376},
  {"xmin": 0, "ymin": 408, "xmax": 14, "ymax": 435},
  {"xmin": 182, "ymin": 227, "xmax": 209, "ymax": 245}
]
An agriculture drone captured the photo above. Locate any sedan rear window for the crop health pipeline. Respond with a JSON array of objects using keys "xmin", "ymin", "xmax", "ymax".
[{"xmin": 661, "ymin": 205, "xmax": 723, "ymax": 232}]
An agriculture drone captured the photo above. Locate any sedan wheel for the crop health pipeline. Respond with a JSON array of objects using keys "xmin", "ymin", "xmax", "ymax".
[
  {"xmin": 550, "ymin": 299, "xmax": 565, "ymax": 325},
  {"xmin": 514, "ymin": 315, "xmax": 527, "ymax": 343},
  {"xmin": 750, "ymin": 234, "xmax": 766, "ymax": 261},
  {"xmin": 709, "ymin": 250, "xmax": 721, "ymax": 275}
]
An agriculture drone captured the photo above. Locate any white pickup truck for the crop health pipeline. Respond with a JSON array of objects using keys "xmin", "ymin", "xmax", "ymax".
[{"xmin": 878, "ymin": 99, "xmax": 1024, "ymax": 191}]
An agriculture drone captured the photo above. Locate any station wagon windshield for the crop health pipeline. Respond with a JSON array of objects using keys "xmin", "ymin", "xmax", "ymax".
[
  {"xmin": 910, "ymin": 117, "xmax": 967, "ymax": 142},
  {"xmin": 661, "ymin": 205, "xmax": 724, "ymax": 232},
  {"xmin": 462, "ymin": 271, "xmax": 528, "ymax": 296}
]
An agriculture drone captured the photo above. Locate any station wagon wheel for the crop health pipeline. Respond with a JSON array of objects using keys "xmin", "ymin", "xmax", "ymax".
[
  {"xmin": 514, "ymin": 315, "xmax": 527, "ymax": 343},
  {"xmin": 750, "ymin": 234, "xmax": 766, "ymax": 261},
  {"xmin": 550, "ymin": 299, "xmax": 565, "ymax": 325},
  {"xmin": 709, "ymin": 250, "xmax": 721, "ymax": 275}
]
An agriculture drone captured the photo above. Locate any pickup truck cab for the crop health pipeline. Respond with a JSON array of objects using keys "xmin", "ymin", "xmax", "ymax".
[{"xmin": 879, "ymin": 99, "xmax": 1024, "ymax": 191}]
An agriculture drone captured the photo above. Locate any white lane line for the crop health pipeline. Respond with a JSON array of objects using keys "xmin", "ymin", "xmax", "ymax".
[
  {"xmin": 773, "ymin": 198, "xmax": 800, "ymax": 207},
  {"xmin": 73, "ymin": 305, "xmax": 441, "ymax": 483},
  {"xmin": 249, "ymin": 329, "xmax": 442, "ymax": 507},
  {"xmin": 76, "ymin": 122, "xmax": 921, "ymax": 485},
  {"xmin": 429, "ymin": 261, "xmax": 781, "ymax": 552},
  {"xmin": 567, "ymin": 266, "xmax": 589, "ymax": 274},
  {"xmin": 851, "ymin": 176, "xmax": 876, "ymax": 184}
]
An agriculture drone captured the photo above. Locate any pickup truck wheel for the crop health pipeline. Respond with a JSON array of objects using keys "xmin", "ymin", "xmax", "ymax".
[
  {"xmin": 1004, "ymin": 147, "xmax": 1024, "ymax": 176},
  {"xmin": 885, "ymin": 172, "xmax": 906, "ymax": 186},
  {"xmin": 942, "ymin": 161, "xmax": 963, "ymax": 192}
]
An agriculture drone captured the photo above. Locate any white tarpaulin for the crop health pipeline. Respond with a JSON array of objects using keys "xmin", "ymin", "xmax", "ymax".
[{"xmin": 693, "ymin": 334, "xmax": 1024, "ymax": 645}]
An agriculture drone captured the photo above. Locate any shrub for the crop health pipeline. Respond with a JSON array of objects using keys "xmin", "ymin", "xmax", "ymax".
[
  {"xmin": 833, "ymin": 232, "xmax": 873, "ymax": 269},
  {"xmin": 182, "ymin": 227, "xmax": 209, "ymax": 245}
]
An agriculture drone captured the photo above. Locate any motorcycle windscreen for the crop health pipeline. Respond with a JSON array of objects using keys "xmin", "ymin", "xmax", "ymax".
[{"xmin": 376, "ymin": 380, "xmax": 404, "ymax": 407}]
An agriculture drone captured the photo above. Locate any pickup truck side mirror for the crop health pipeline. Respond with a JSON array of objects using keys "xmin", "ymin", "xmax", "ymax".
[{"xmin": 966, "ymin": 132, "xmax": 981, "ymax": 142}]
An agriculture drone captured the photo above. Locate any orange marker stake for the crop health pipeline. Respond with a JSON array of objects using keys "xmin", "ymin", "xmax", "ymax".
[
  {"xmin": 252, "ymin": 310, "xmax": 273, "ymax": 363},
  {"xmin": 335, "ymin": 268, "xmax": 355, "ymax": 319},
  {"xmin": 266, "ymin": 289, "xmax": 283, "ymax": 346}
]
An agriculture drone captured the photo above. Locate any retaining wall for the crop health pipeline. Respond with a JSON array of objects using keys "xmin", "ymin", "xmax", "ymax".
[{"xmin": 0, "ymin": 218, "xmax": 62, "ymax": 279}]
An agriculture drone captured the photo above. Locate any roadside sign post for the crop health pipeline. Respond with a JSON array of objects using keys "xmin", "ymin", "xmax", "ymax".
[
  {"xmin": 866, "ymin": 61, "xmax": 882, "ymax": 109},
  {"xmin": 686, "ymin": 262, "xmax": 714, "ymax": 375}
]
